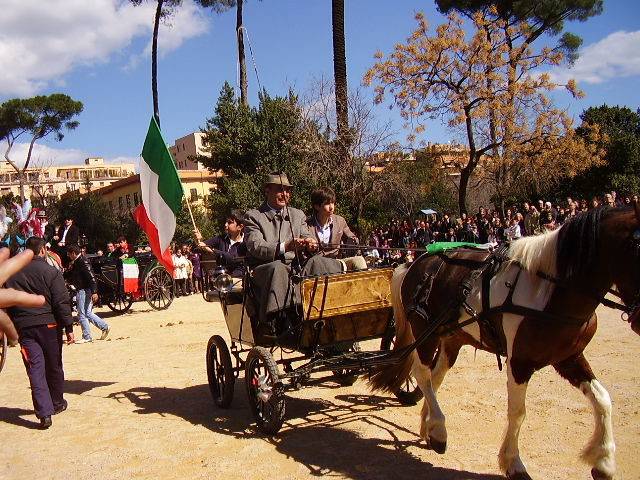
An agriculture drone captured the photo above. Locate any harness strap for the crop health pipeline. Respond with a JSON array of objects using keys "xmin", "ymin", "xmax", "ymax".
[{"xmin": 536, "ymin": 271, "xmax": 631, "ymax": 313}]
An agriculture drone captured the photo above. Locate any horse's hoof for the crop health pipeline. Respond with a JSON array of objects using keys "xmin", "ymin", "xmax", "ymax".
[
  {"xmin": 426, "ymin": 436, "xmax": 447, "ymax": 454},
  {"xmin": 506, "ymin": 472, "xmax": 533, "ymax": 480},
  {"xmin": 591, "ymin": 468, "xmax": 613, "ymax": 480}
]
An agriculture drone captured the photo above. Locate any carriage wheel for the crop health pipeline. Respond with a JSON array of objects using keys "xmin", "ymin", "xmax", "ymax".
[
  {"xmin": 380, "ymin": 332, "xmax": 424, "ymax": 405},
  {"xmin": 0, "ymin": 332, "xmax": 7, "ymax": 374},
  {"xmin": 144, "ymin": 265, "xmax": 174, "ymax": 311},
  {"xmin": 107, "ymin": 292, "xmax": 134, "ymax": 313},
  {"xmin": 245, "ymin": 346, "xmax": 285, "ymax": 435},
  {"xmin": 206, "ymin": 335, "xmax": 235, "ymax": 408}
]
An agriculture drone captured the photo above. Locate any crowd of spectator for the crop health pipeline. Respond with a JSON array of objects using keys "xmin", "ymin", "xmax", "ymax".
[{"xmin": 365, "ymin": 191, "xmax": 638, "ymax": 262}]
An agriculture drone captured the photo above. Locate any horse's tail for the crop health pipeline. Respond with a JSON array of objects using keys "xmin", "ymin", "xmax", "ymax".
[{"xmin": 368, "ymin": 263, "xmax": 415, "ymax": 393}]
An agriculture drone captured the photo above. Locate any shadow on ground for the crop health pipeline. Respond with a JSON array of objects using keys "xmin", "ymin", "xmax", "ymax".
[
  {"xmin": 65, "ymin": 379, "xmax": 116, "ymax": 395},
  {"xmin": 106, "ymin": 382, "xmax": 504, "ymax": 480},
  {"xmin": 0, "ymin": 406, "xmax": 43, "ymax": 429}
]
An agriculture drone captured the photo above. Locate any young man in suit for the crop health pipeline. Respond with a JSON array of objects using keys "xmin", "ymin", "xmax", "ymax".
[{"xmin": 307, "ymin": 187, "xmax": 358, "ymax": 258}]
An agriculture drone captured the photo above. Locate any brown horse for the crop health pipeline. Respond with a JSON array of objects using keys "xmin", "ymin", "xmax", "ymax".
[{"xmin": 371, "ymin": 204, "xmax": 640, "ymax": 480}]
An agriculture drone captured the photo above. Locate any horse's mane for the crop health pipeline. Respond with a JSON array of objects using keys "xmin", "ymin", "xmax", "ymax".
[
  {"xmin": 509, "ymin": 207, "xmax": 614, "ymax": 280},
  {"xmin": 508, "ymin": 227, "xmax": 559, "ymax": 276}
]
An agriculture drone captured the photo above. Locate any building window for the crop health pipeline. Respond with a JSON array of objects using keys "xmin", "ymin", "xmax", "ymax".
[
  {"xmin": 133, "ymin": 192, "xmax": 139, "ymax": 206},
  {"xmin": 118, "ymin": 197, "xmax": 123, "ymax": 210},
  {"xmin": 100, "ymin": 182, "xmax": 104, "ymax": 186},
  {"xmin": 126, "ymin": 194, "xmax": 131, "ymax": 208},
  {"xmin": 48, "ymin": 185, "xmax": 54, "ymax": 193},
  {"xmin": 190, "ymin": 188, "xmax": 198, "ymax": 201}
]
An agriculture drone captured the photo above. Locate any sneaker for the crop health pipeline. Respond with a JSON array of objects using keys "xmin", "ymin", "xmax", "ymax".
[
  {"xmin": 99, "ymin": 328, "xmax": 110, "ymax": 340},
  {"xmin": 39, "ymin": 416, "xmax": 52, "ymax": 429},
  {"xmin": 53, "ymin": 400, "xmax": 68, "ymax": 415},
  {"xmin": 75, "ymin": 338, "xmax": 92, "ymax": 344}
]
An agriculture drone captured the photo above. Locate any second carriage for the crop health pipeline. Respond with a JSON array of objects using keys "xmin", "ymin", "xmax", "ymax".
[{"xmin": 88, "ymin": 252, "xmax": 175, "ymax": 313}]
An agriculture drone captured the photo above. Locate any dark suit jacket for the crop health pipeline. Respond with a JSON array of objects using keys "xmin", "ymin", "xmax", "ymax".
[
  {"xmin": 57, "ymin": 224, "xmax": 79, "ymax": 246},
  {"xmin": 306, "ymin": 214, "xmax": 358, "ymax": 258}
]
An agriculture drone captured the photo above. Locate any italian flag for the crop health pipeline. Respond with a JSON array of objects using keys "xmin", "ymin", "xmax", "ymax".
[
  {"xmin": 133, "ymin": 118, "xmax": 183, "ymax": 275},
  {"xmin": 122, "ymin": 258, "xmax": 140, "ymax": 293}
]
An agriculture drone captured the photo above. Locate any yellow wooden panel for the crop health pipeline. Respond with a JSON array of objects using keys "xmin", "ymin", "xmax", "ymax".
[{"xmin": 301, "ymin": 268, "xmax": 394, "ymax": 320}]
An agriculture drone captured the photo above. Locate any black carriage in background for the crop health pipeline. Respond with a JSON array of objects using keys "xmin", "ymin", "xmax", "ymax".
[{"xmin": 87, "ymin": 252, "xmax": 175, "ymax": 314}]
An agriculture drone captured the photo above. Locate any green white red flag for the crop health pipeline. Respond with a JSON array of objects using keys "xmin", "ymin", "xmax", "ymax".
[
  {"xmin": 122, "ymin": 257, "xmax": 140, "ymax": 293},
  {"xmin": 133, "ymin": 117, "xmax": 183, "ymax": 275}
]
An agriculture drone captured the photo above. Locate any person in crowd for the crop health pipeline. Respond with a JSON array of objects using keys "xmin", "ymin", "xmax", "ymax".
[
  {"xmin": 5, "ymin": 237, "xmax": 74, "ymax": 429},
  {"xmin": 36, "ymin": 210, "xmax": 56, "ymax": 245},
  {"xmin": 604, "ymin": 192, "xmax": 615, "ymax": 208},
  {"xmin": 52, "ymin": 216, "xmax": 79, "ymax": 266},
  {"xmin": 505, "ymin": 217, "xmax": 522, "ymax": 242},
  {"xmin": 195, "ymin": 210, "xmax": 248, "ymax": 278},
  {"xmin": 172, "ymin": 248, "xmax": 189, "ymax": 296},
  {"xmin": 113, "ymin": 236, "xmax": 130, "ymax": 259},
  {"xmin": 66, "ymin": 245, "xmax": 109, "ymax": 343},
  {"xmin": 105, "ymin": 242, "xmax": 116, "ymax": 257},
  {"xmin": 188, "ymin": 246, "xmax": 202, "ymax": 294},
  {"xmin": 243, "ymin": 173, "xmax": 344, "ymax": 335},
  {"xmin": 182, "ymin": 244, "xmax": 194, "ymax": 294},
  {"xmin": 307, "ymin": 186, "xmax": 358, "ymax": 258}
]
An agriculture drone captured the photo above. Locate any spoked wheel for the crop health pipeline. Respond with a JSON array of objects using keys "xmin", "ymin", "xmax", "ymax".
[
  {"xmin": 144, "ymin": 265, "xmax": 175, "ymax": 310},
  {"xmin": 206, "ymin": 335, "xmax": 235, "ymax": 408},
  {"xmin": 245, "ymin": 346, "xmax": 285, "ymax": 435},
  {"xmin": 381, "ymin": 331, "xmax": 424, "ymax": 405},
  {"xmin": 0, "ymin": 332, "xmax": 7, "ymax": 374},
  {"xmin": 107, "ymin": 292, "xmax": 134, "ymax": 313}
]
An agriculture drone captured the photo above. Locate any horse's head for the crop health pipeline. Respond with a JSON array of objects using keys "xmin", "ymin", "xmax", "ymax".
[{"xmin": 602, "ymin": 202, "xmax": 640, "ymax": 335}]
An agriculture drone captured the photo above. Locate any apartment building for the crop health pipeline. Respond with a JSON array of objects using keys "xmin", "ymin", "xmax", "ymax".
[
  {"xmin": 93, "ymin": 170, "xmax": 222, "ymax": 215},
  {"xmin": 0, "ymin": 157, "xmax": 135, "ymax": 200},
  {"xmin": 168, "ymin": 132, "xmax": 210, "ymax": 170}
]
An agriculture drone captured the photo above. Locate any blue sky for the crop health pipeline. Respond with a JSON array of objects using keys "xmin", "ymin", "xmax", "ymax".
[{"xmin": 1, "ymin": 0, "xmax": 639, "ymax": 167}]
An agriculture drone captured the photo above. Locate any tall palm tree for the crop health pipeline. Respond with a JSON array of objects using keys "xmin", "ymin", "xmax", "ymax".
[
  {"xmin": 131, "ymin": 0, "xmax": 182, "ymax": 128},
  {"xmin": 332, "ymin": 0, "xmax": 348, "ymax": 162},
  {"xmin": 198, "ymin": 0, "xmax": 252, "ymax": 106}
]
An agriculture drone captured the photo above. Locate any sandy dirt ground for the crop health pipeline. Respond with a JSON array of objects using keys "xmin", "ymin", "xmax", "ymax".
[{"xmin": 1, "ymin": 294, "xmax": 638, "ymax": 480}]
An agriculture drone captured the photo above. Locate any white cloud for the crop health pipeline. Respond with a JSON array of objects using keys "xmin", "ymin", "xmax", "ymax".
[
  {"xmin": 0, "ymin": 141, "xmax": 139, "ymax": 168},
  {"xmin": 548, "ymin": 30, "xmax": 640, "ymax": 85},
  {"xmin": 0, "ymin": 0, "xmax": 209, "ymax": 96}
]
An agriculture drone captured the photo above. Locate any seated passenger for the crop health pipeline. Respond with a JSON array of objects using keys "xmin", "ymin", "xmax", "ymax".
[
  {"xmin": 243, "ymin": 173, "xmax": 343, "ymax": 332},
  {"xmin": 195, "ymin": 210, "xmax": 247, "ymax": 278},
  {"xmin": 307, "ymin": 187, "xmax": 358, "ymax": 258}
]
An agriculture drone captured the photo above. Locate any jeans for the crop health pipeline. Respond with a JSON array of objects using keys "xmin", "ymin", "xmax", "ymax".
[{"xmin": 76, "ymin": 288, "xmax": 109, "ymax": 340}]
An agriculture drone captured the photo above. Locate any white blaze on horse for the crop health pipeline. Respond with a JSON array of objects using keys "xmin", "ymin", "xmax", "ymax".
[{"xmin": 370, "ymin": 204, "xmax": 640, "ymax": 480}]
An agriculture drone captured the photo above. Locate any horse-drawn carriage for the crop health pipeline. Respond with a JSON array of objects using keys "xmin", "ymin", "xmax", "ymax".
[
  {"xmin": 87, "ymin": 252, "xmax": 175, "ymax": 313},
  {"xmin": 205, "ymin": 262, "xmax": 422, "ymax": 434}
]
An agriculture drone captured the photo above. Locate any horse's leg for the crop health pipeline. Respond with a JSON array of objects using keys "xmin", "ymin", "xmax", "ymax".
[
  {"xmin": 498, "ymin": 358, "xmax": 534, "ymax": 480},
  {"xmin": 430, "ymin": 336, "xmax": 463, "ymax": 393},
  {"xmin": 412, "ymin": 351, "xmax": 447, "ymax": 454},
  {"xmin": 554, "ymin": 354, "xmax": 615, "ymax": 480}
]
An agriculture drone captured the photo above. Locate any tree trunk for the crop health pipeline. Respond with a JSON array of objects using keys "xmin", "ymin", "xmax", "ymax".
[
  {"xmin": 332, "ymin": 0, "xmax": 348, "ymax": 162},
  {"xmin": 152, "ymin": 0, "xmax": 163, "ymax": 128},
  {"xmin": 458, "ymin": 165, "xmax": 471, "ymax": 215},
  {"xmin": 237, "ymin": 0, "xmax": 248, "ymax": 106}
]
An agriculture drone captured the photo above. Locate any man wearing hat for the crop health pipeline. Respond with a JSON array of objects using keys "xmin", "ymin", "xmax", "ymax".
[{"xmin": 243, "ymin": 173, "xmax": 343, "ymax": 337}]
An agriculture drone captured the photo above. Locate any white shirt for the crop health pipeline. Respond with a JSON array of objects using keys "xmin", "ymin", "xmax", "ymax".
[
  {"xmin": 314, "ymin": 215, "xmax": 333, "ymax": 245},
  {"xmin": 60, "ymin": 225, "xmax": 71, "ymax": 244}
]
